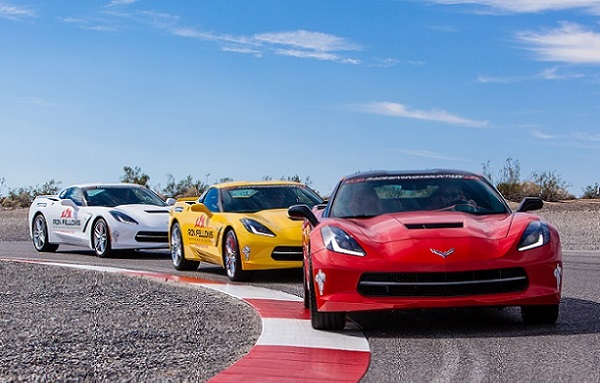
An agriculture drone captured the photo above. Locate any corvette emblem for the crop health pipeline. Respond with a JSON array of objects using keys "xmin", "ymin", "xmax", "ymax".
[{"xmin": 430, "ymin": 248, "xmax": 455, "ymax": 258}]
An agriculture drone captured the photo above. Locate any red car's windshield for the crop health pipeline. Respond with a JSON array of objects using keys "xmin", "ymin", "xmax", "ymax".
[{"xmin": 330, "ymin": 175, "xmax": 509, "ymax": 218}]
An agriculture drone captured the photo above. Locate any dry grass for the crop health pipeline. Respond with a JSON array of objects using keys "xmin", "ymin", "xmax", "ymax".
[
  {"xmin": 3, "ymin": 201, "xmax": 600, "ymax": 250},
  {"xmin": 0, "ymin": 208, "xmax": 30, "ymax": 242}
]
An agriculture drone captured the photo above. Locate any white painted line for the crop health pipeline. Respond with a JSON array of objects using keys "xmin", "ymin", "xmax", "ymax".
[
  {"xmin": 258, "ymin": 317, "xmax": 370, "ymax": 352},
  {"xmin": 200, "ymin": 283, "xmax": 303, "ymax": 302}
]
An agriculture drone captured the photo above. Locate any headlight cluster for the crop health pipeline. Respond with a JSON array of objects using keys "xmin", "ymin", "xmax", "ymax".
[
  {"xmin": 110, "ymin": 211, "xmax": 138, "ymax": 225},
  {"xmin": 517, "ymin": 220, "xmax": 550, "ymax": 251},
  {"xmin": 321, "ymin": 226, "xmax": 366, "ymax": 256},
  {"xmin": 240, "ymin": 218, "xmax": 276, "ymax": 237}
]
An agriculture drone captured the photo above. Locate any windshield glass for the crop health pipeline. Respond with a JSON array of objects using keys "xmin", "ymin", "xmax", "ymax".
[
  {"xmin": 330, "ymin": 174, "xmax": 509, "ymax": 218},
  {"xmin": 220, "ymin": 184, "xmax": 323, "ymax": 213},
  {"xmin": 84, "ymin": 186, "xmax": 166, "ymax": 207}
]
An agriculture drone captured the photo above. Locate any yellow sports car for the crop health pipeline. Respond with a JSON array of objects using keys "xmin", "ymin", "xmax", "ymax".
[{"xmin": 169, "ymin": 181, "xmax": 324, "ymax": 281}]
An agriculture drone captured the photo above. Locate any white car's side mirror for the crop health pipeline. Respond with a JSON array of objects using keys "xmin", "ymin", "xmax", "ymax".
[
  {"xmin": 166, "ymin": 197, "xmax": 177, "ymax": 206},
  {"xmin": 60, "ymin": 199, "xmax": 78, "ymax": 208}
]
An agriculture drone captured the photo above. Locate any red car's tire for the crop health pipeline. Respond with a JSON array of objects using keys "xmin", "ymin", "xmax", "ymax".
[
  {"xmin": 521, "ymin": 304, "xmax": 559, "ymax": 325},
  {"xmin": 308, "ymin": 261, "xmax": 346, "ymax": 331}
]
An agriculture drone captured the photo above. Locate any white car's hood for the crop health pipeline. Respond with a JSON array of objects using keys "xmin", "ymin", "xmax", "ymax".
[{"xmin": 113, "ymin": 204, "xmax": 170, "ymax": 227}]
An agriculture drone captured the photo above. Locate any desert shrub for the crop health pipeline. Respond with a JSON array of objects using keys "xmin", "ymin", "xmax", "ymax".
[
  {"xmin": 484, "ymin": 158, "xmax": 576, "ymax": 202},
  {"xmin": 0, "ymin": 179, "xmax": 62, "ymax": 209},
  {"xmin": 531, "ymin": 171, "xmax": 574, "ymax": 202},
  {"xmin": 121, "ymin": 166, "xmax": 150, "ymax": 186},
  {"xmin": 494, "ymin": 157, "xmax": 525, "ymax": 201},
  {"xmin": 161, "ymin": 174, "xmax": 207, "ymax": 198},
  {"xmin": 581, "ymin": 183, "xmax": 600, "ymax": 199}
]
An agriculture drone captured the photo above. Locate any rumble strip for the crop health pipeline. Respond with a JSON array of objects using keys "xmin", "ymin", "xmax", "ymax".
[{"xmin": 4, "ymin": 259, "xmax": 371, "ymax": 382}]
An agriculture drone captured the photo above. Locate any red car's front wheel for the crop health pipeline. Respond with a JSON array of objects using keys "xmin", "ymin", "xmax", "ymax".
[{"xmin": 308, "ymin": 261, "xmax": 346, "ymax": 331}]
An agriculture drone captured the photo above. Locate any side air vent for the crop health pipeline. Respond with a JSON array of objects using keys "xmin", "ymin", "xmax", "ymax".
[{"xmin": 404, "ymin": 222, "xmax": 463, "ymax": 230}]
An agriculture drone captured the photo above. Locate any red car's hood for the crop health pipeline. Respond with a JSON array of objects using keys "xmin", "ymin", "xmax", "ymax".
[
  {"xmin": 348, "ymin": 211, "xmax": 514, "ymax": 243},
  {"xmin": 336, "ymin": 211, "xmax": 524, "ymax": 264}
]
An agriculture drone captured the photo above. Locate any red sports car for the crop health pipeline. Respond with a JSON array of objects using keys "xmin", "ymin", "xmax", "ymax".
[{"xmin": 288, "ymin": 170, "xmax": 562, "ymax": 330}]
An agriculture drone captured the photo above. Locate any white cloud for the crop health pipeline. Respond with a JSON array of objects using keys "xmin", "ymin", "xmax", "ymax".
[
  {"xmin": 353, "ymin": 101, "xmax": 489, "ymax": 128},
  {"xmin": 0, "ymin": 2, "xmax": 35, "ymax": 20},
  {"xmin": 393, "ymin": 149, "xmax": 468, "ymax": 161},
  {"xmin": 107, "ymin": 0, "xmax": 138, "ymax": 7},
  {"xmin": 222, "ymin": 46, "xmax": 263, "ymax": 57},
  {"xmin": 517, "ymin": 23, "xmax": 600, "ymax": 64},
  {"xmin": 572, "ymin": 132, "xmax": 600, "ymax": 141},
  {"xmin": 430, "ymin": 0, "xmax": 600, "ymax": 14},
  {"xmin": 478, "ymin": 66, "xmax": 585, "ymax": 83},
  {"xmin": 532, "ymin": 129, "xmax": 559, "ymax": 139},
  {"xmin": 171, "ymin": 27, "xmax": 361, "ymax": 64},
  {"xmin": 253, "ymin": 30, "xmax": 360, "ymax": 52}
]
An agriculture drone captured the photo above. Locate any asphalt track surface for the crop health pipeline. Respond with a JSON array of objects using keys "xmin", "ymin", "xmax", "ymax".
[{"xmin": 1, "ymin": 242, "xmax": 599, "ymax": 382}]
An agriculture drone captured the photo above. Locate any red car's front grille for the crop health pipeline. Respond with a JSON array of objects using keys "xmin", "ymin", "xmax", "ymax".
[{"xmin": 358, "ymin": 267, "xmax": 528, "ymax": 297}]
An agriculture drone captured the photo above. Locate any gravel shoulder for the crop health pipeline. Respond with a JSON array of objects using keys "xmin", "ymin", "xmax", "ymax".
[{"xmin": 0, "ymin": 208, "xmax": 261, "ymax": 383}]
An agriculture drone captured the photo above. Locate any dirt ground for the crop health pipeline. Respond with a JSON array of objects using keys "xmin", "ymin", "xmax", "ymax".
[{"xmin": 3, "ymin": 200, "xmax": 600, "ymax": 250}]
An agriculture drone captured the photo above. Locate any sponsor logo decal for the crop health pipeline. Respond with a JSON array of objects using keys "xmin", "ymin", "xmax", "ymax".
[
  {"xmin": 430, "ymin": 247, "xmax": 455, "ymax": 258},
  {"xmin": 315, "ymin": 269, "xmax": 326, "ymax": 296},
  {"xmin": 188, "ymin": 214, "xmax": 214, "ymax": 239},
  {"xmin": 53, "ymin": 208, "xmax": 81, "ymax": 227},
  {"xmin": 554, "ymin": 263, "xmax": 562, "ymax": 291},
  {"xmin": 195, "ymin": 215, "xmax": 208, "ymax": 228}
]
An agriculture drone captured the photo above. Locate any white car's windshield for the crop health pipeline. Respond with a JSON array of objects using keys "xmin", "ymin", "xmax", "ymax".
[
  {"xmin": 85, "ymin": 186, "xmax": 166, "ymax": 207},
  {"xmin": 330, "ymin": 174, "xmax": 509, "ymax": 218}
]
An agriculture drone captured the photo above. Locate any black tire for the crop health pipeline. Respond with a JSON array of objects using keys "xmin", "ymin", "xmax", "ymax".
[
  {"xmin": 521, "ymin": 304, "xmax": 559, "ymax": 325},
  {"xmin": 92, "ymin": 218, "xmax": 113, "ymax": 258},
  {"xmin": 308, "ymin": 261, "xmax": 346, "ymax": 331},
  {"xmin": 31, "ymin": 214, "xmax": 59, "ymax": 252},
  {"xmin": 223, "ymin": 230, "xmax": 249, "ymax": 282},
  {"xmin": 303, "ymin": 263, "xmax": 310, "ymax": 309},
  {"xmin": 170, "ymin": 223, "xmax": 199, "ymax": 271}
]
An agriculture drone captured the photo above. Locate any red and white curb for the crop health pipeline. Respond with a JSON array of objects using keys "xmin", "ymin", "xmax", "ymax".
[{"xmin": 3, "ymin": 259, "xmax": 371, "ymax": 382}]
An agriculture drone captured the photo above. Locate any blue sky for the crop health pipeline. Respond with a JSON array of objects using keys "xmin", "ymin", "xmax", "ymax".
[{"xmin": 1, "ymin": 0, "xmax": 599, "ymax": 197}]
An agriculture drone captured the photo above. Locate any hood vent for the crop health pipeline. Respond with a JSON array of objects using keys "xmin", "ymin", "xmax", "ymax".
[
  {"xmin": 405, "ymin": 222, "xmax": 463, "ymax": 230},
  {"xmin": 144, "ymin": 209, "xmax": 169, "ymax": 214}
]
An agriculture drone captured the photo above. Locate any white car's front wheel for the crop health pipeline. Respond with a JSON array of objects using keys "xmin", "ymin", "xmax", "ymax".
[
  {"xmin": 32, "ymin": 214, "xmax": 59, "ymax": 252},
  {"xmin": 93, "ymin": 218, "xmax": 112, "ymax": 258}
]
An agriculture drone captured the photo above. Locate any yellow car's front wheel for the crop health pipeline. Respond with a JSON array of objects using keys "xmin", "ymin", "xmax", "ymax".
[
  {"xmin": 171, "ymin": 223, "xmax": 199, "ymax": 271},
  {"xmin": 223, "ymin": 229, "xmax": 249, "ymax": 282}
]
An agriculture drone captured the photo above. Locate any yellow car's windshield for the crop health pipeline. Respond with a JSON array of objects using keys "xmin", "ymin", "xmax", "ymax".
[{"xmin": 221, "ymin": 185, "xmax": 323, "ymax": 213}]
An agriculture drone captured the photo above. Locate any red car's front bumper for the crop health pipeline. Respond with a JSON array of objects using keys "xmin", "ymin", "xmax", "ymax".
[{"xmin": 310, "ymin": 244, "xmax": 562, "ymax": 313}]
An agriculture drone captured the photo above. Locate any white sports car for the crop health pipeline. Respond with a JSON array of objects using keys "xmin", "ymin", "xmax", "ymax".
[{"xmin": 28, "ymin": 183, "xmax": 174, "ymax": 257}]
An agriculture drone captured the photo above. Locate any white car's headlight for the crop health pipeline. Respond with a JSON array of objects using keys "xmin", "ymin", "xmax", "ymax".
[
  {"xmin": 110, "ymin": 211, "xmax": 138, "ymax": 225},
  {"xmin": 517, "ymin": 220, "xmax": 550, "ymax": 251},
  {"xmin": 240, "ymin": 218, "xmax": 276, "ymax": 237},
  {"xmin": 321, "ymin": 226, "xmax": 366, "ymax": 256}
]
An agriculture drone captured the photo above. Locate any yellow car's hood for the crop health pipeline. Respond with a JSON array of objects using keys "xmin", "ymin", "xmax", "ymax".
[{"xmin": 249, "ymin": 208, "xmax": 302, "ymax": 236}]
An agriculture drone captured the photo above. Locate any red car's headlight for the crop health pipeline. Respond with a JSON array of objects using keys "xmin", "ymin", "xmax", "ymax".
[
  {"xmin": 321, "ymin": 226, "xmax": 366, "ymax": 256},
  {"xmin": 518, "ymin": 220, "xmax": 550, "ymax": 251}
]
